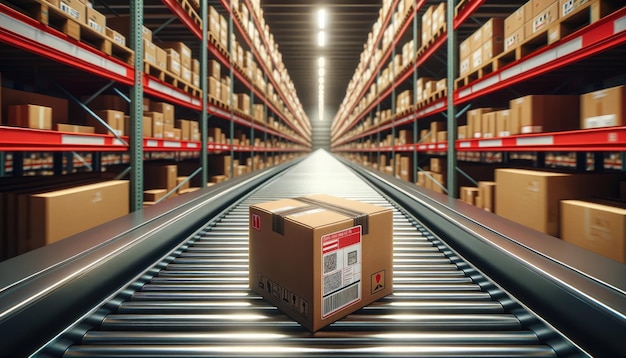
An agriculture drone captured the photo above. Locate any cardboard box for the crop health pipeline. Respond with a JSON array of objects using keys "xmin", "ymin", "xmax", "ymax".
[
  {"xmin": 143, "ymin": 111, "xmax": 164, "ymax": 138},
  {"xmin": 85, "ymin": 7, "xmax": 105, "ymax": 34},
  {"xmin": 495, "ymin": 109, "xmax": 513, "ymax": 136},
  {"xmin": 483, "ymin": 35, "xmax": 504, "ymax": 64},
  {"xmin": 107, "ymin": 15, "xmax": 152, "ymax": 41},
  {"xmin": 470, "ymin": 28, "xmax": 483, "ymax": 53},
  {"xmin": 29, "ymin": 180, "xmax": 129, "ymax": 246},
  {"xmin": 495, "ymin": 169, "xmax": 619, "ymax": 237},
  {"xmin": 528, "ymin": 1, "xmax": 559, "ymax": 36},
  {"xmin": 150, "ymin": 102, "xmax": 174, "ymax": 124},
  {"xmin": 165, "ymin": 49, "xmax": 181, "ymax": 76},
  {"xmin": 59, "ymin": 0, "xmax": 85, "ymax": 23},
  {"xmin": 176, "ymin": 119, "xmax": 191, "ymax": 141},
  {"xmin": 161, "ymin": 42, "xmax": 191, "ymax": 70},
  {"xmin": 106, "ymin": 27, "xmax": 125, "ymax": 46},
  {"xmin": 155, "ymin": 45, "xmax": 167, "ymax": 70},
  {"xmin": 471, "ymin": 48, "xmax": 483, "ymax": 72},
  {"xmin": 460, "ymin": 186, "xmax": 479, "ymax": 205},
  {"xmin": 209, "ymin": 60, "xmax": 221, "ymax": 79},
  {"xmin": 481, "ymin": 18, "xmax": 505, "ymax": 43},
  {"xmin": 3, "ymin": 88, "xmax": 68, "ymax": 126},
  {"xmin": 467, "ymin": 108, "xmax": 494, "ymax": 138},
  {"xmin": 459, "ymin": 37, "xmax": 472, "ymax": 59},
  {"xmin": 56, "ymin": 123, "xmax": 95, "ymax": 133},
  {"xmin": 124, "ymin": 115, "xmax": 152, "ymax": 138},
  {"xmin": 144, "ymin": 188, "xmax": 167, "ymax": 202},
  {"xmin": 481, "ymin": 112, "xmax": 497, "ymax": 138},
  {"xmin": 430, "ymin": 121, "xmax": 445, "ymax": 143},
  {"xmin": 459, "ymin": 57, "xmax": 470, "ymax": 77},
  {"xmin": 505, "ymin": 1, "xmax": 531, "ymax": 39},
  {"xmin": 236, "ymin": 93, "xmax": 251, "ymax": 115},
  {"xmin": 8, "ymin": 104, "xmax": 52, "ymax": 130},
  {"xmin": 457, "ymin": 125, "xmax": 468, "ymax": 139},
  {"xmin": 430, "ymin": 157, "xmax": 446, "ymax": 173},
  {"xmin": 504, "ymin": 26, "xmax": 525, "ymax": 51},
  {"xmin": 176, "ymin": 176, "xmax": 190, "ymax": 193},
  {"xmin": 531, "ymin": 0, "xmax": 556, "ymax": 17},
  {"xmin": 92, "ymin": 109, "xmax": 124, "ymax": 135},
  {"xmin": 479, "ymin": 181, "xmax": 496, "ymax": 212},
  {"xmin": 144, "ymin": 164, "xmax": 177, "ymax": 192},
  {"xmin": 561, "ymin": 200, "xmax": 626, "ymax": 263},
  {"xmin": 249, "ymin": 194, "xmax": 393, "ymax": 332},
  {"xmin": 509, "ymin": 95, "xmax": 579, "ymax": 134},
  {"xmin": 580, "ymin": 85, "xmax": 625, "ymax": 129},
  {"xmin": 144, "ymin": 39, "xmax": 156, "ymax": 65},
  {"xmin": 421, "ymin": 5, "xmax": 434, "ymax": 44},
  {"xmin": 82, "ymin": 94, "xmax": 128, "ymax": 113}
]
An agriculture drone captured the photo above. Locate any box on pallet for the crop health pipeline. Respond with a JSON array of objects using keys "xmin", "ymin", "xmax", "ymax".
[
  {"xmin": 107, "ymin": 15, "xmax": 152, "ymax": 41},
  {"xmin": 504, "ymin": 1, "xmax": 532, "ymax": 51},
  {"xmin": 527, "ymin": 1, "xmax": 559, "ymax": 37},
  {"xmin": 86, "ymin": 7, "xmax": 106, "ymax": 34},
  {"xmin": 249, "ymin": 194, "xmax": 393, "ymax": 332},
  {"xmin": 561, "ymin": 200, "xmax": 626, "ymax": 264}
]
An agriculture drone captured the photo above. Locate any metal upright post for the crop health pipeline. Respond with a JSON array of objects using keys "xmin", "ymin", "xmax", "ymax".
[
  {"xmin": 412, "ymin": 0, "xmax": 418, "ymax": 183},
  {"xmin": 200, "ymin": 0, "xmax": 208, "ymax": 187},
  {"xmin": 130, "ymin": 0, "xmax": 144, "ymax": 211},
  {"xmin": 446, "ymin": 0, "xmax": 458, "ymax": 198},
  {"xmin": 229, "ymin": 6, "xmax": 235, "ymax": 178}
]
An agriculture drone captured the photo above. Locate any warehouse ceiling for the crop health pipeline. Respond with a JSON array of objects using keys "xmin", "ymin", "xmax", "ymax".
[
  {"xmin": 32, "ymin": 0, "xmax": 526, "ymax": 128},
  {"xmin": 260, "ymin": 0, "xmax": 381, "ymax": 123}
]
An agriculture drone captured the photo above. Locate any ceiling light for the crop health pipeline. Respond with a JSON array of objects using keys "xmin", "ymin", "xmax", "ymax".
[
  {"xmin": 317, "ymin": 9, "xmax": 327, "ymax": 29},
  {"xmin": 317, "ymin": 31, "xmax": 326, "ymax": 47},
  {"xmin": 318, "ymin": 57, "xmax": 325, "ymax": 68}
]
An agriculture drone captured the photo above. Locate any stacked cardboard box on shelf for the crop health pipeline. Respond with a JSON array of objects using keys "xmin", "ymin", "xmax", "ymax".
[
  {"xmin": 495, "ymin": 168, "xmax": 620, "ymax": 237},
  {"xmin": 561, "ymin": 200, "xmax": 626, "ymax": 263},
  {"xmin": 580, "ymin": 85, "xmax": 625, "ymax": 129}
]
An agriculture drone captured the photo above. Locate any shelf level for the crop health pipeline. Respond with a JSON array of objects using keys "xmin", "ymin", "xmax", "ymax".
[
  {"xmin": 0, "ymin": 126, "xmax": 308, "ymax": 152},
  {"xmin": 334, "ymin": 127, "xmax": 626, "ymax": 153}
]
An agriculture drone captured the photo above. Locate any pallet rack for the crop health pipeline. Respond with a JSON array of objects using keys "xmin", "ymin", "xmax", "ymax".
[
  {"xmin": 0, "ymin": 0, "xmax": 312, "ymax": 209},
  {"xmin": 331, "ymin": 0, "xmax": 626, "ymax": 196}
]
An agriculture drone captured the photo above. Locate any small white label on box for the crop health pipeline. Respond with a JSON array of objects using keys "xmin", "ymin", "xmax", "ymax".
[
  {"xmin": 521, "ymin": 125, "xmax": 543, "ymax": 134},
  {"xmin": 89, "ymin": 20, "xmax": 103, "ymax": 33},
  {"xmin": 584, "ymin": 114, "xmax": 616, "ymax": 128},
  {"xmin": 60, "ymin": 3, "xmax": 80, "ymax": 20},
  {"xmin": 561, "ymin": 0, "xmax": 574, "ymax": 16}
]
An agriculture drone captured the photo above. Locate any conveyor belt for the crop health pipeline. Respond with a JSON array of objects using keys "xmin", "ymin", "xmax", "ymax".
[{"xmin": 42, "ymin": 151, "xmax": 582, "ymax": 357}]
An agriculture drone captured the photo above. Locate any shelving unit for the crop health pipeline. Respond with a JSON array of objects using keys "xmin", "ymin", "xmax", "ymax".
[
  {"xmin": 0, "ymin": 0, "xmax": 312, "ymax": 206},
  {"xmin": 332, "ymin": 0, "xmax": 626, "ymax": 194}
]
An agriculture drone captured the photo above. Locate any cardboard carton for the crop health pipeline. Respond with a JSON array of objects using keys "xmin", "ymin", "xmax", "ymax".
[
  {"xmin": 8, "ymin": 104, "xmax": 52, "ymax": 130},
  {"xmin": 479, "ymin": 181, "xmax": 497, "ymax": 212},
  {"xmin": 144, "ymin": 188, "xmax": 167, "ymax": 202},
  {"xmin": 2, "ymin": 88, "xmax": 68, "ymax": 126},
  {"xmin": 580, "ymin": 85, "xmax": 625, "ymax": 129},
  {"xmin": 29, "ymin": 180, "xmax": 129, "ymax": 247},
  {"xmin": 154, "ymin": 45, "xmax": 167, "ymax": 70},
  {"xmin": 561, "ymin": 200, "xmax": 626, "ymax": 263},
  {"xmin": 249, "ymin": 194, "xmax": 393, "ymax": 332},
  {"xmin": 509, "ymin": 95, "xmax": 579, "ymax": 134},
  {"xmin": 505, "ymin": 1, "xmax": 531, "ymax": 39},
  {"xmin": 86, "ymin": 7, "xmax": 106, "ymax": 34},
  {"xmin": 495, "ymin": 169, "xmax": 620, "ymax": 237},
  {"xmin": 144, "ymin": 164, "xmax": 178, "ymax": 192},
  {"xmin": 56, "ymin": 123, "xmax": 95, "ymax": 133}
]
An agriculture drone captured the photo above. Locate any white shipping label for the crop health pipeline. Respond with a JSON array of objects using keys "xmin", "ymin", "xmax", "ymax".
[
  {"xmin": 584, "ymin": 115, "xmax": 616, "ymax": 128},
  {"xmin": 321, "ymin": 226, "xmax": 362, "ymax": 319},
  {"xmin": 60, "ymin": 3, "xmax": 80, "ymax": 20}
]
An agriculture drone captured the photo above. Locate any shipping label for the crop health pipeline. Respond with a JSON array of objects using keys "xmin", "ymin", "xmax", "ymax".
[{"xmin": 321, "ymin": 226, "xmax": 362, "ymax": 319}]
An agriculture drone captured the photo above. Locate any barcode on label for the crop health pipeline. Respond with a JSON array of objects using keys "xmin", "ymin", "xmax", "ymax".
[{"xmin": 323, "ymin": 283, "xmax": 359, "ymax": 317}]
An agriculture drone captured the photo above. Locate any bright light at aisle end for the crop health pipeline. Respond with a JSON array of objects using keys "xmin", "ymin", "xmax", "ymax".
[
  {"xmin": 317, "ymin": 31, "xmax": 326, "ymax": 47},
  {"xmin": 318, "ymin": 8, "xmax": 327, "ymax": 29}
]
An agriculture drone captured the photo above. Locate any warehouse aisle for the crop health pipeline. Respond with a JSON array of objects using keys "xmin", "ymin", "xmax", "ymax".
[{"xmin": 51, "ymin": 150, "xmax": 576, "ymax": 357}]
